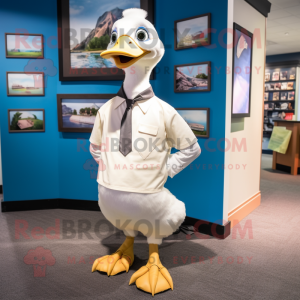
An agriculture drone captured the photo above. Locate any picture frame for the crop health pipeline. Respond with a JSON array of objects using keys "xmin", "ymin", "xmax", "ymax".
[
  {"xmin": 174, "ymin": 61, "xmax": 211, "ymax": 93},
  {"xmin": 6, "ymin": 72, "xmax": 45, "ymax": 96},
  {"xmin": 8, "ymin": 109, "xmax": 45, "ymax": 133},
  {"xmin": 274, "ymin": 83, "xmax": 281, "ymax": 90},
  {"xmin": 57, "ymin": 0, "xmax": 154, "ymax": 81},
  {"xmin": 272, "ymin": 71, "xmax": 279, "ymax": 81},
  {"xmin": 272, "ymin": 92, "xmax": 279, "ymax": 101},
  {"xmin": 280, "ymin": 71, "xmax": 287, "ymax": 80},
  {"xmin": 288, "ymin": 91, "xmax": 295, "ymax": 100},
  {"xmin": 287, "ymin": 82, "xmax": 294, "ymax": 90},
  {"xmin": 281, "ymin": 92, "xmax": 287, "ymax": 100},
  {"xmin": 5, "ymin": 33, "xmax": 44, "ymax": 59},
  {"xmin": 231, "ymin": 23, "xmax": 253, "ymax": 118},
  {"xmin": 265, "ymin": 73, "xmax": 270, "ymax": 82},
  {"xmin": 174, "ymin": 13, "xmax": 211, "ymax": 50},
  {"xmin": 264, "ymin": 92, "xmax": 269, "ymax": 101},
  {"xmin": 176, "ymin": 108, "xmax": 210, "ymax": 138},
  {"xmin": 57, "ymin": 94, "xmax": 114, "ymax": 132},
  {"xmin": 281, "ymin": 82, "xmax": 287, "ymax": 90}
]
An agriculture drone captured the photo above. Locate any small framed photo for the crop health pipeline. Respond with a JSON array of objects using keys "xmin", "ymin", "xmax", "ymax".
[
  {"xmin": 176, "ymin": 108, "xmax": 210, "ymax": 138},
  {"xmin": 270, "ymin": 83, "xmax": 275, "ymax": 91},
  {"xmin": 289, "ymin": 72, "xmax": 295, "ymax": 80},
  {"xmin": 287, "ymin": 82, "xmax": 294, "ymax": 90},
  {"xmin": 272, "ymin": 92, "xmax": 279, "ymax": 101},
  {"xmin": 281, "ymin": 82, "xmax": 287, "ymax": 90},
  {"xmin": 8, "ymin": 109, "xmax": 45, "ymax": 132},
  {"xmin": 264, "ymin": 93, "xmax": 269, "ymax": 101},
  {"xmin": 6, "ymin": 72, "xmax": 44, "ymax": 96},
  {"xmin": 5, "ymin": 33, "xmax": 43, "ymax": 58},
  {"xmin": 281, "ymin": 92, "xmax": 287, "ymax": 100},
  {"xmin": 265, "ymin": 73, "xmax": 270, "ymax": 82},
  {"xmin": 174, "ymin": 13, "xmax": 211, "ymax": 50},
  {"xmin": 272, "ymin": 71, "xmax": 279, "ymax": 81},
  {"xmin": 265, "ymin": 84, "xmax": 270, "ymax": 91},
  {"xmin": 280, "ymin": 71, "xmax": 287, "ymax": 80},
  {"xmin": 288, "ymin": 91, "xmax": 295, "ymax": 100},
  {"xmin": 57, "ymin": 94, "xmax": 114, "ymax": 132},
  {"xmin": 274, "ymin": 83, "xmax": 281, "ymax": 90},
  {"xmin": 174, "ymin": 62, "xmax": 211, "ymax": 93}
]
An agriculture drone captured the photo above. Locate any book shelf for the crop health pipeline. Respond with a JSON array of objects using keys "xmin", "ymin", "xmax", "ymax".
[{"xmin": 263, "ymin": 60, "xmax": 300, "ymax": 154}]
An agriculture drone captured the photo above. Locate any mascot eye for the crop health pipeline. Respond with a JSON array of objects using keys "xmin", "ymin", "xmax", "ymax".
[
  {"xmin": 136, "ymin": 28, "xmax": 149, "ymax": 41},
  {"xmin": 111, "ymin": 32, "xmax": 117, "ymax": 44}
]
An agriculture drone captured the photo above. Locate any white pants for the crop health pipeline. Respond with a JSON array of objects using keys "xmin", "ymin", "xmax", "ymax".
[{"xmin": 98, "ymin": 184, "xmax": 186, "ymax": 245}]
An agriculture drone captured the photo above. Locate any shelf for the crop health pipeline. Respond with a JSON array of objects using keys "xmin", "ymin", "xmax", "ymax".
[
  {"xmin": 266, "ymin": 111, "xmax": 295, "ymax": 114},
  {"xmin": 265, "ymin": 89, "xmax": 295, "ymax": 92},
  {"xmin": 265, "ymin": 79, "xmax": 296, "ymax": 83},
  {"xmin": 264, "ymin": 100, "xmax": 295, "ymax": 103}
]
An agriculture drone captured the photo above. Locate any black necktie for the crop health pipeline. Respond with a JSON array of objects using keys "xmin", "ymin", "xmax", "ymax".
[{"xmin": 117, "ymin": 85, "xmax": 154, "ymax": 157}]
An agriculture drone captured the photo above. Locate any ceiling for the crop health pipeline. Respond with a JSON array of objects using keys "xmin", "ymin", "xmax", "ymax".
[{"xmin": 266, "ymin": 0, "xmax": 300, "ymax": 55}]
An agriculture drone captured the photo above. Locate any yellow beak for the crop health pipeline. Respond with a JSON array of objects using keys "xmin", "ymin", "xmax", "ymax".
[{"xmin": 100, "ymin": 35, "xmax": 150, "ymax": 69}]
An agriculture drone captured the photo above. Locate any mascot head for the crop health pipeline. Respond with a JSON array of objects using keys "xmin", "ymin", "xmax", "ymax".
[{"xmin": 100, "ymin": 8, "xmax": 164, "ymax": 73}]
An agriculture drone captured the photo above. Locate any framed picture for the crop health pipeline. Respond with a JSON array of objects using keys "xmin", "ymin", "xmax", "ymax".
[
  {"xmin": 281, "ymin": 92, "xmax": 287, "ymax": 100},
  {"xmin": 270, "ymin": 83, "xmax": 275, "ymax": 91},
  {"xmin": 274, "ymin": 83, "xmax": 281, "ymax": 90},
  {"xmin": 281, "ymin": 82, "xmax": 287, "ymax": 90},
  {"xmin": 57, "ymin": 0, "xmax": 154, "ymax": 81},
  {"xmin": 6, "ymin": 72, "xmax": 45, "ymax": 96},
  {"xmin": 287, "ymin": 82, "xmax": 294, "ymax": 90},
  {"xmin": 8, "ymin": 109, "xmax": 45, "ymax": 133},
  {"xmin": 272, "ymin": 71, "xmax": 279, "ymax": 81},
  {"xmin": 280, "ymin": 71, "xmax": 287, "ymax": 80},
  {"xmin": 288, "ymin": 91, "xmax": 295, "ymax": 100},
  {"xmin": 272, "ymin": 92, "xmax": 279, "ymax": 101},
  {"xmin": 265, "ymin": 73, "xmax": 270, "ymax": 82},
  {"xmin": 176, "ymin": 108, "xmax": 210, "ymax": 138},
  {"xmin": 231, "ymin": 23, "xmax": 253, "ymax": 118},
  {"xmin": 57, "ymin": 94, "xmax": 114, "ymax": 132},
  {"xmin": 174, "ymin": 13, "xmax": 211, "ymax": 50},
  {"xmin": 265, "ymin": 84, "xmax": 270, "ymax": 91},
  {"xmin": 264, "ymin": 92, "xmax": 269, "ymax": 101},
  {"xmin": 5, "ymin": 33, "xmax": 43, "ymax": 58},
  {"xmin": 174, "ymin": 61, "xmax": 211, "ymax": 93}
]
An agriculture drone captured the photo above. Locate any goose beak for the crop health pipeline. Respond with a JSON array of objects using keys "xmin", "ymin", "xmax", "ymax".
[{"xmin": 101, "ymin": 35, "xmax": 150, "ymax": 69}]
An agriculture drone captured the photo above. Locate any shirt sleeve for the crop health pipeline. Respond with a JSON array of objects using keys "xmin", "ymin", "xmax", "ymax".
[
  {"xmin": 89, "ymin": 110, "xmax": 102, "ymax": 146},
  {"xmin": 166, "ymin": 142, "xmax": 201, "ymax": 178},
  {"xmin": 165, "ymin": 107, "xmax": 198, "ymax": 150}
]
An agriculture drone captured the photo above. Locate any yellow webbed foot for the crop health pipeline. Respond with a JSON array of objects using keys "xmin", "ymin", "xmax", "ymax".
[
  {"xmin": 92, "ymin": 236, "xmax": 134, "ymax": 276},
  {"xmin": 129, "ymin": 244, "xmax": 173, "ymax": 296}
]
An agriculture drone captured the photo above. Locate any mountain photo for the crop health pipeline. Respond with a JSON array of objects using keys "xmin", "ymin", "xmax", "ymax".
[{"xmin": 69, "ymin": 0, "xmax": 140, "ymax": 69}]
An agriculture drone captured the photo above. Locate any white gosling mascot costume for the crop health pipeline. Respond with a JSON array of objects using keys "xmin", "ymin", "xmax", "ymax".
[{"xmin": 90, "ymin": 8, "xmax": 201, "ymax": 296}]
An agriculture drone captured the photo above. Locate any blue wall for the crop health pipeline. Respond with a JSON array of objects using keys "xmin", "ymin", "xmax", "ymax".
[
  {"xmin": 155, "ymin": 0, "xmax": 228, "ymax": 223},
  {"xmin": 266, "ymin": 52, "xmax": 300, "ymax": 63},
  {"xmin": 0, "ymin": 0, "xmax": 228, "ymax": 224}
]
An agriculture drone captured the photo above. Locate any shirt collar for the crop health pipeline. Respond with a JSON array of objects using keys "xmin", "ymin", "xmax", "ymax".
[{"xmin": 113, "ymin": 85, "xmax": 155, "ymax": 114}]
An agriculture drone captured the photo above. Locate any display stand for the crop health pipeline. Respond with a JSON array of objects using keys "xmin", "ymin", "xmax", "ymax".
[
  {"xmin": 263, "ymin": 60, "xmax": 300, "ymax": 154},
  {"xmin": 272, "ymin": 120, "xmax": 300, "ymax": 175}
]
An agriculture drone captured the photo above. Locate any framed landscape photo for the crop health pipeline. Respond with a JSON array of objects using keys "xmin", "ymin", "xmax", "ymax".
[
  {"xmin": 6, "ymin": 72, "xmax": 45, "ymax": 96},
  {"xmin": 8, "ymin": 109, "xmax": 45, "ymax": 133},
  {"xmin": 176, "ymin": 108, "xmax": 210, "ymax": 138},
  {"xmin": 231, "ymin": 23, "xmax": 253, "ymax": 118},
  {"xmin": 174, "ymin": 61, "xmax": 211, "ymax": 93},
  {"xmin": 174, "ymin": 13, "xmax": 211, "ymax": 50},
  {"xmin": 57, "ymin": 0, "xmax": 154, "ymax": 81},
  {"xmin": 5, "ymin": 33, "xmax": 43, "ymax": 58},
  {"xmin": 57, "ymin": 94, "xmax": 114, "ymax": 132}
]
